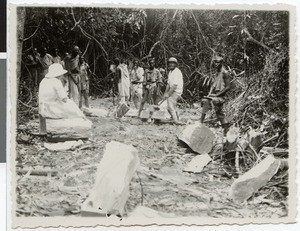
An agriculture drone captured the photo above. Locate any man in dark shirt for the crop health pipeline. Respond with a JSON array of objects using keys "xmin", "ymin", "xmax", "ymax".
[
  {"xmin": 200, "ymin": 56, "xmax": 231, "ymax": 135},
  {"xmin": 138, "ymin": 58, "xmax": 163, "ymax": 116}
]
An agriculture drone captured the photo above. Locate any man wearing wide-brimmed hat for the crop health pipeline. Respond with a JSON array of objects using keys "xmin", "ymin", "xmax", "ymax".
[
  {"xmin": 38, "ymin": 63, "xmax": 85, "ymax": 134},
  {"xmin": 163, "ymin": 57, "xmax": 184, "ymax": 124}
]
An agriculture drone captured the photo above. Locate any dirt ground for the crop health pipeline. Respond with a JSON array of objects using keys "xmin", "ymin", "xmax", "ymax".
[{"xmin": 15, "ymin": 98, "xmax": 288, "ymax": 218}]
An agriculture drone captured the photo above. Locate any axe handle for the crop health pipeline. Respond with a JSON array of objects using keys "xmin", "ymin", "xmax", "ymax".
[{"xmin": 158, "ymin": 99, "xmax": 166, "ymax": 106}]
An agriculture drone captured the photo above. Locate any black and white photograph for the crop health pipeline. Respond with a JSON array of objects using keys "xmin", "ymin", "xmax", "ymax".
[{"xmin": 9, "ymin": 3, "xmax": 296, "ymax": 228}]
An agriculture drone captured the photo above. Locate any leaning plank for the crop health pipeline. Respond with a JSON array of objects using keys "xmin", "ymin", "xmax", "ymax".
[
  {"xmin": 229, "ymin": 155, "xmax": 281, "ymax": 203},
  {"xmin": 81, "ymin": 141, "xmax": 140, "ymax": 217},
  {"xmin": 178, "ymin": 123, "xmax": 215, "ymax": 154},
  {"xmin": 46, "ymin": 118, "xmax": 92, "ymax": 141}
]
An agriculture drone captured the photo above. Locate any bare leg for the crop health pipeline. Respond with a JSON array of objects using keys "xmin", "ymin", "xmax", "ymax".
[
  {"xmin": 138, "ymin": 88, "xmax": 148, "ymax": 116},
  {"xmin": 200, "ymin": 98, "xmax": 212, "ymax": 123},
  {"xmin": 167, "ymin": 93, "xmax": 179, "ymax": 122},
  {"xmin": 84, "ymin": 90, "xmax": 89, "ymax": 108}
]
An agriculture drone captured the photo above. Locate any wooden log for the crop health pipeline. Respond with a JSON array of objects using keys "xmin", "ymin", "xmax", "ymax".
[
  {"xmin": 82, "ymin": 107, "xmax": 108, "ymax": 117},
  {"xmin": 140, "ymin": 110, "xmax": 151, "ymax": 120},
  {"xmin": 81, "ymin": 141, "xmax": 140, "ymax": 217},
  {"xmin": 247, "ymin": 129, "xmax": 263, "ymax": 152},
  {"xmin": 229, "ymin": 155, "xmax": 281, "ymax": 203},
  {"xmin": 178, "ymin": 123, "xmax": 215, "ymax": 154},
  {"xmin": 259, "ymin": 146, "xmax": 288, "ymax": 158},
  {"xmin": 151, "ymin": 110, "xmax": 171, "ymax": 120},
  {"xmin": 44, "ymin": 140, "xmax": 84, "ymax": 151},
  {"xmin": 46, "ymin": 118, "xmax": 92, "ymax": 142},
  {"xmin": 17, "ymin": 168, "xmax": 58, "ymax": 177},
  {"xmin": 125, "ymin": 108, "xmax": 139, "ymax": 117},
  {"xmin": 223, "ymin": 126, "xmax": 240, "ymax": 153}
]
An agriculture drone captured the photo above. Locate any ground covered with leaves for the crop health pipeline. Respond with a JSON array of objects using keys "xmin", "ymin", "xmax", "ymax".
[{"xmin": 15, "ymin": 98, "xmax": 288, "ymax": 219}]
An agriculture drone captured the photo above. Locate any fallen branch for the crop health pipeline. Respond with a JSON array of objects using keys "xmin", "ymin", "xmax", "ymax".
[
  {"xmin": 136, "ymin": 172, "xmax": 144, "ymax": 206},
  {"xmin": 243, "ymin": 28, "xmax": 272, "ymax": 51},
  {"xmin": 17, "ymin": 168, "xmax": 58, "ymax": 177}
]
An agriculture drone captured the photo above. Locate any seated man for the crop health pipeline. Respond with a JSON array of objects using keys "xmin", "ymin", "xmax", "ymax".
[
  {"xmin": 200, "ymin": 55, "xmax": 231, "ymax": 135},
  {"xmin": 38, "ymin": 63, "xmax": 85, "ymax": 135}
]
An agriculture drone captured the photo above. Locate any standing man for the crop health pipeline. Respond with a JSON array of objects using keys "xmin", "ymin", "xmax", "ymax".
[
  {"xmin": 138, "ymin": 58, "xmax": 163, "ymax": 116},
  {"xmin": 163, "ymin": 57, "xmax": 183, "ymax": 124},
  {"xmin": 25, "ymin": 48, "xmax": 39, "ymax": 90},
  {"xmin": 36, "ymin": 47, "xmax": 53, "ymax": 85},
  {"xmin": 64, "ymin": 45, "xmax": 81, "ymax": 105},
  {"xmin": 130, "ymin": 59, "xmax": 144, "ymax": 109},
  {"xmin": 114, "ymin": 58, "xmax": 130, "ymax": 105},
  {"xmin": 52, "ymin": 48, "xmax": 62, "ymax": 64},
  {"xmin": 79, "ymin": 56, "xmax": 90, "ymax": 109},
  {"xmin": 200, "ymin": 55, "xmax": 231, "ymax": 135}
]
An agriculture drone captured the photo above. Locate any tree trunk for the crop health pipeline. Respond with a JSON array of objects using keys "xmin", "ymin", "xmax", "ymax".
[{"xmin": 17, "ymin": 7, "xmax": 26, "ymax": 84}]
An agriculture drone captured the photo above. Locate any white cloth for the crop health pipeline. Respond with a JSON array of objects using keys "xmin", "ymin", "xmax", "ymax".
[
  {"xmin": 131, "ymin": 67, "xmax": 144, "ymax": 91},
  {"xmin": 117, "ymin": 64, "xmax": 130, "ymax": 97},
  {"xmin": 39, "ymin": 77, "xmax": 84, "ymax": 119},
  {"xmin": 167, "ymin": 67, "xmax": 183, "ymax": 95}
]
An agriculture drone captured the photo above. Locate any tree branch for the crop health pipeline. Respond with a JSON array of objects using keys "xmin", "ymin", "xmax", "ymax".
[
  {"xmin": 243, "ymin": 28, "xmax": 271, "ymax": 51},
  {"xmin": 23, "ymin": 20, "xmax": 42, "ymax": 42}
]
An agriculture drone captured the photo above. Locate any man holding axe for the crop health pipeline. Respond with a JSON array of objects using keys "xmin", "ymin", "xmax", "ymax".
[
  {"xmin": 163, "ymin": 57, "xmax": 184, "ymax": 124},
  {"xmin": 200, "ymin": 55, "xmax": 231, "ymax": 135}
]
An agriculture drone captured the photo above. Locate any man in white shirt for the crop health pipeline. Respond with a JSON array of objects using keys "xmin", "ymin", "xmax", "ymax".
[{"xmin": 163, "ymin": 57, "xmax": 183, "ymax": 124}]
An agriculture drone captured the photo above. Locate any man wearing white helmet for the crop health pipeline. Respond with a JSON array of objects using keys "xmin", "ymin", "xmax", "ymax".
[
  {"xmin": 163, "ymin": 57, "xmax": 183, "ymax": 124},
  {"xmin": 38, "ymin": 63, "xmax": 85, "ymax": 134}
]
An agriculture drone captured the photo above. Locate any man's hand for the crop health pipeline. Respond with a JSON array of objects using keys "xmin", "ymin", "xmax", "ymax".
[{"xmin": 62, "ymin": 97, "xmax": 68, "ymax": 103}]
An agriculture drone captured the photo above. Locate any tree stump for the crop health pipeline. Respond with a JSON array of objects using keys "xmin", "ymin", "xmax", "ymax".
[
  {"xmin": 178, "ymin": 123, "xmax": 215, "ymax": 154},
  {"xmin": 81, "ymin": 141, "xmax": 140, "ymax": 217},
  {"xmin": 46, "ymin": 118, "xmax": 92, "ymax": 142},
  {"xmin": 229, "ymin": 155, "xmax": 281, "ymax": 203}
]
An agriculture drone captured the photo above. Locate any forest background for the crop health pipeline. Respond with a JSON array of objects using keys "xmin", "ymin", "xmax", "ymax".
[{"xmin": 17, "ymin": 7, "xmax": 289, "ymax": 148}]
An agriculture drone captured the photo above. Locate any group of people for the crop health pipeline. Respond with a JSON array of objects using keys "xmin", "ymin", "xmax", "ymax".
[
  {"xmin": 32, "ymin": 43, "xmax": 231, "ymax": 135},
  {"xmin": 110, "ymin": 55, "xmax": 231, "ymax": 131},
  {"xmin": 30, "ymin": 45, "xmax": 91, "ymax": 134},
  {"xmin": 110, "ymin": 57, "xmax": 184, "ymax": 124},
  {"xmin": 26, "ymin": 46, "xmax": 90, "ymax": 109}
]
